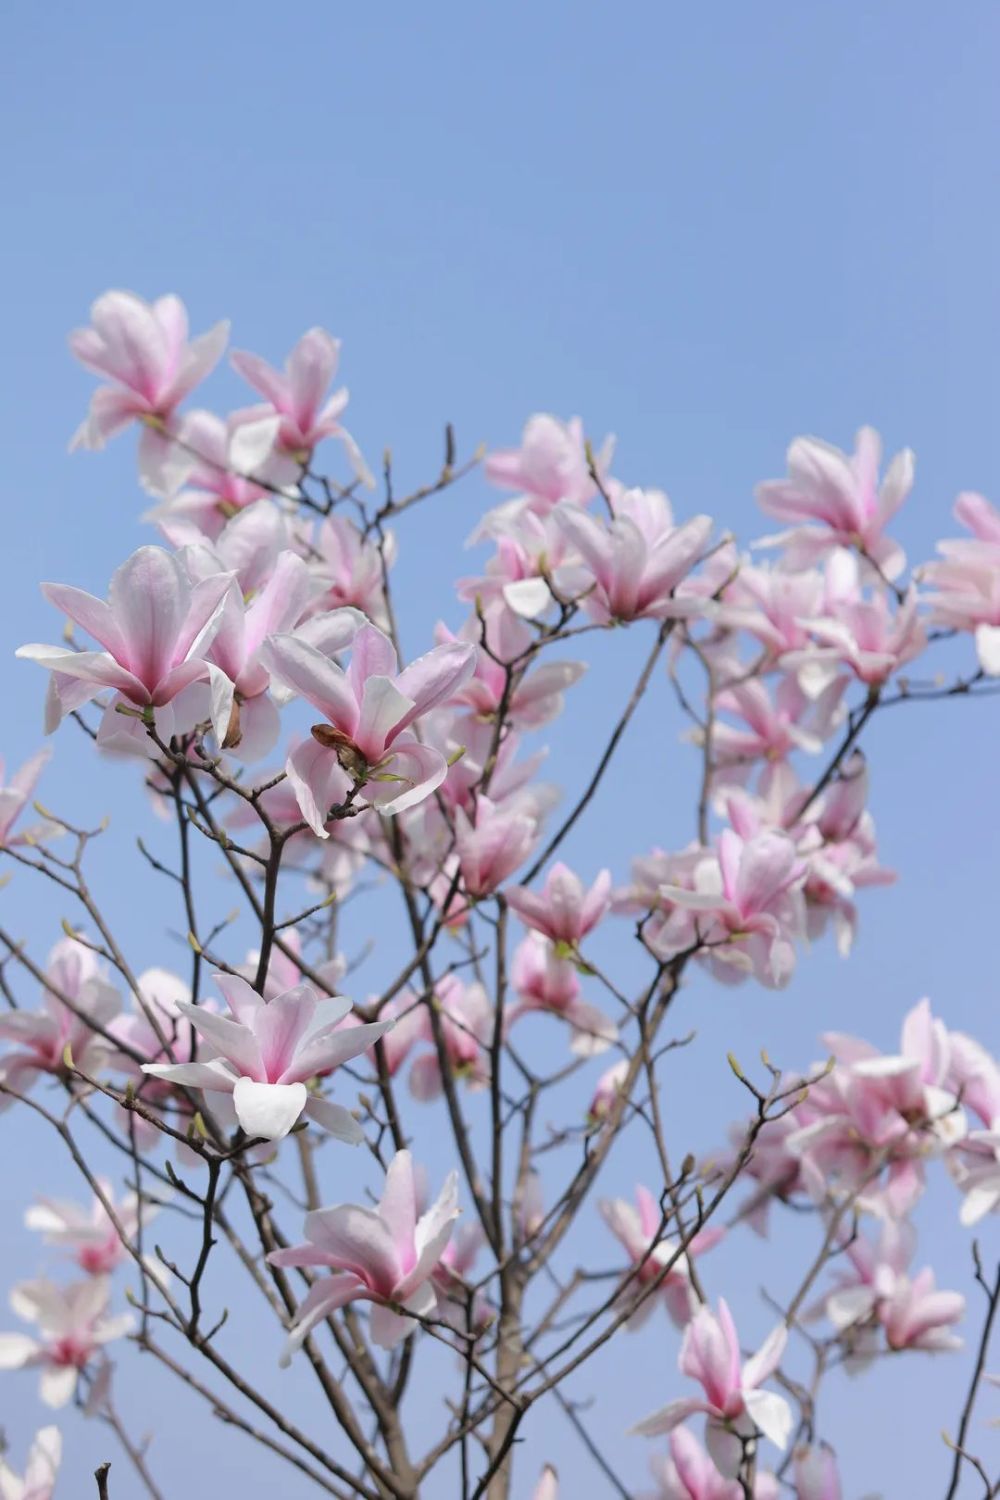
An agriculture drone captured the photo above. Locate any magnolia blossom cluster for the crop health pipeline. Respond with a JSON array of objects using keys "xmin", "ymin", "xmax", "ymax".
[{"xmin": 0, "ymin": 290, "xmax": 997, "ymax": 1497}]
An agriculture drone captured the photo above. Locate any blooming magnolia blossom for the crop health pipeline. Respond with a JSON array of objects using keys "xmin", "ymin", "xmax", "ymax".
[
  {"xmin": 920, "ymin": 490, "xmax": 1000, "ymax": 673},
  {"xmin": 231, "ymin": 326, "xmax": 371, "ymax": 480},
  {"xmin": 555, "ymin": 488, "xmax": 712, "ymax": 623},
  {"xmin": 69, "ymin": 291, "xmax": 229, "ymax": 493},
  {"xmin": 0, "ymin": 937, "xmax": 120, "ymax": 1103},
  {"xmin": 454, "ymin": 793, "xmax": 540, "ymax": 898},
  {"xmin": 310, "ymin": 513, "xmax": 395, "ymax": 625},
  {"xmin": 642, "ymin": 1425, "xmax": 778, "ymax": 1500},
  {"xmin": 269, "ymin": 1150, "xmax": 459, "ymax": 1351},
  {"xmin": 598, "ymin": 1185, "xmax": 724, "ymax": 1327},
  {"xmin": 661, "ymin": 826, "xmax": 806, "ymax": 987},
  {"xmin": 755, "ymin": 427, "xmax": 913, "ymax": 579},
  {"xmin": 632, "ymin": 1299, "xmax": 792, "ymax": 1470},
  {"xmin": 484, "ymin": 413, "xmax": 614, "ymax": 512},
  {"xmin": 261, "ymin": 623, "xmax": 475, "ymax": 824},
  {"xmin": 17, "ymin": 546, "xmax": 235, "ymax": 744},
  {"xmin": 0, "ymin": 748, "xmax": 60, "ymax": 849},
  {"xmin": 506, "ymin": 861, "xmax": 612, "ymax": 947},
  {"xmin": 142, "ymin": 972, "xmax": 390, "ymax": 1142},
  {"xmin": 0, "ymin": 1426, "xmax": 62, "ymax": 1500},
  {"xmin": 436, "ymin": 613, "xmax": 587, "ymax": 730},
  {"xmin": 0, "ymin": 1277, "xmax": 133, "ymax": 1408},
  {"xmin": 508, "ymin": 933, "xmax": 617, "ymax": 1055},
  {"xmin": 26, "ymin": 1179, "xmax": 164, "ymax": 1277},
  {"xmin": 143, "ymin": 408, "xmax": 289, "ymax": 542},
  {"xmin": 405, "ymin": 975, "xmax": 493, "ymax": 1101}
]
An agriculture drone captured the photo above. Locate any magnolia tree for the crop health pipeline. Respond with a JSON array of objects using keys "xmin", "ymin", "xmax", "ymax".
[{"xmin": 0, "ymin": 289, "xmax": 998, "ymax": 1500}]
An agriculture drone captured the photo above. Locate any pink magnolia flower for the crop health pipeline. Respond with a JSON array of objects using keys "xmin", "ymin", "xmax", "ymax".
[
  {"xmin": 598, "ymin": 1185, "xmax": 724, "ymax": 1327},
  {"xmin": 69, "ymin": 292, "xmax": 228, "ymax": 480},
  {"xmin": 920, "ymin": 491, "xmax": 1000, "ymax": 674},
  {"xmin": 878, "ymin": 1268, "xmax": 964, "ymax": 1352},
  {"xmin": 588, "ymin": 1059, "xmax": 629, "ymax": 1123},
  {"xmin": 0, "ymin": 748, "xmax": 61, "ymax": 848},
  {"xmin": 0, "ymin": 1278, "xmax": 133, "ymax": 1408},
  {"xmin": 792, "ymin": 1445, "xmax": 842, "ymax": 1500},
  {"xmin": 788, "ymin": 586, "xmax": 926, "ymax": 695},
  {"xmin": 755, "ymin": 427, "xmax": 912, "ymax": 579},
  {"xmin": 555, "ymin": 489, "xmax": 712, "ymax": 623},
  {"xmin": 142, "ymin": 972, "xmax": 391, "ymax": 1142},
  {"xmin": 642, "ymin": 1424, "xmax": 756, "ymax": 1499},
  {"xmin": 436, "ymin": 613, "xmax": 587, "ymax": 731},
  {"xmin": 407, "ymin": 975, "xmax": 493, "ymax": 1101},
  {"xmin": 261, "ymin": 623, "xmax": 475, "ymax": 825},
  {"xmin": 0, "ymin": 937, "xmax": 120, "ymax": 1103},
  {"xmin": 952, "ymin": 1129, "xmax": 1000, "ymax": 1226},
  {"xmin": 507, "ymin": 862, "xmax": 612, "ymax": 947},
  {"xmin": 709, "ymin": 676, "xmax": 844, "ymax": 773},
  {"xmin": 454, "ymin": 793, "xmax": 540, "ymax": 898},
  {"xmin": 17, "ymin": 546, "xmax": 235, "ymax": 744},
  {"xmin": 632, "ymin": 1299, "xmax": 792, "ymax": 1463},
  {"xmin": 431, "ymin": 1223, "xmax": 494, "ymax": 1335},
  {"xmin": 26, "ymin": 1179, "xmax": 165, "ymax": 1276},
  {"xmin": 268, "ymin": 1149, "xmax": 459, "ymax": 1351},
  {"xmin": 310, "ymin": 514, "xmax": 395, "ymax": 627},
  {"xmin": 231, "ymin": 327, "xmax": 370, "ymax": 479},
  {"xmin": 144, "ymin": 409, "xmax": 290, "ymax": 542},
  {"xmin": 661, "ymin": 827, "xmax": 806, "ymax": 988},
  {"xmin": 531, "ymin": 1466, "xmax": 559, "ymax": 1500},
  {"xmin": 710, "ymin": 561, "xmax": 829, "ymax": 661},
  {"xmin": 485, "ymin": 414, "xmax": 614, "ymax": 511},
  {"xmin": 0, "ymin": 1426, "xmax": 62, "ymax": 1500},
  {"xmin": 507, "ymin": 933, "xmax": 617, "ymax": 1055},
  {"xmin": 460, "ymin": 506, "xmax": 585, "ymax": 621}
]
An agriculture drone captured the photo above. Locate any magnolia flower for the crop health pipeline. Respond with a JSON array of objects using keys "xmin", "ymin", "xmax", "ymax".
[
  {"xmin": 436, "ymin": 615, "xmax": 587, "ymax": 730},
  {"xmin": 878, "ymin": 1269, "xmax": 964, "ymax": 1352},
  {"xmin": 0, "ymin": 1426, "xmax": 62, "ymax": 1500},
  {"xmin": 17, "ymin": 546, "xmax": 235, "ymax": 744},
  {"xmin": 642, "ymin": 1424, "xmax": 765, "ymax": 1499},
  {"xmin": 454, "ymin": 793, "xmax": 540, "ymax": 898},
  {"xmin": 632, "ymin": 1299, "xmax": 792, "ymax": 1469},
  {"xmin": 69, "ymin": 291, "xmax": 228, "ymax": 487},
  {"xmin": 555, "ymin": 489, "xmax": 712, "ymax": 623},
  {"xmin": 26, "ymin": 1180, "xmax": 165, "ymax": 1276},
  {"xmin": 142, "ymin": 972, "xmax": 390, "ymax": 1142},
  {"xmin": 588, "ymin": 1059, "xmax": 629, "ymax": 1123},
  {"xmin": 0, "ymin": 748, "xmax": 61, "ymax": 848},
  {"xmin": 0, "ymin": 937, "xmax": 120, "ymax": 1103},
  {"xmin": 311, "ymin": 514, "xmax": 395, "ymax": 626},
  {"xmin": 0, "ymin": 1278, "xmax": 133, "ymax": 1408},
  {"xmin": 506, "ymin": 862, "xmax": 612, "ymax": 946},
  {"xmin": 406, "ymin": 975, "xmax": 493, "ymax": 1100},
  {"xmin": 508, "ymin": 933, "xmax": 617, "ymax": 1055},
  {"xmin": 268, "ymin": 1150, "xmax": 459, "ymax": 1351},
  {"xmin": 531, "ymin": 1465, "xmax": 559, "ymax": 1500},
  {"xmin": 143, "ymin": 409, "xmax": 289, "ymax": 539},
  {"xmin": 919, "ymin": 490, "xmax": 1000, "ymax": 673},
  {"xmin": 598, "ymin": 1185, "xmax": 724, "ymax": 1327},
  {"xmin": 261, "ymin": 623, "xmax": 475, "ymax": 824},
  {"xmin": 485, "ymin": 413, "xmax": 614, "ymax": 510},
  {"xmin": 661, "ymin": 827, "xmax": 805, "ymax": 988},
  {"xmin": 432, "ymin": 1223, "xmax": 494, "ymax": 1335},
  {"xmin": 755, "ymin": 427, "xmax": 912, "ymax": 579},
  {"xmin": 792, "ymin": 1444, "xmax": 842, "ymax": 1500},
  {"xmin": 231, "ymin": 326, "xmax": 370, "ymax": 480},
  {"xmin": 952, "ymin": 1129, "xmax": 1000, "ymax": 1226}
]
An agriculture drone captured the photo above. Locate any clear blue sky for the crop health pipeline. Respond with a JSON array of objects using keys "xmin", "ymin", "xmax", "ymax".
[{"xmin": 1, "ymin": 4, "xmax": 999, "ymax": 1496}]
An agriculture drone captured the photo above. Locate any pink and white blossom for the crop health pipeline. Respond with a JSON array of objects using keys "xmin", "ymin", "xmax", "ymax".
[
  {"xmin": 143, "ymin": 972, "xmax": 390, "ymax": 1142},
  {"xmin": 0, "ymin": 1278, "xmax": 133, "ymax": 1408},
  {"xmin": 507, "ymin": 862, "xmax": 612, "ymax": 947},
  {"xmin": 0, "ymin": 1426, "xmax": 62, "ymax": 1500},
  {"xmin": 598, "ymin": 1185, "xmax": 724, "ymax": 1327},
  {"xmin": 269, "ymin": 1149, "xmax": 459, "ymax": 1351}
]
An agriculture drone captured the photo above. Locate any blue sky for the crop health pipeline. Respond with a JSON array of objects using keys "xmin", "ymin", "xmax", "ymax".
[{"xmin": 1, "ymin": 3, "xmax": 999, "ymax": 1496}]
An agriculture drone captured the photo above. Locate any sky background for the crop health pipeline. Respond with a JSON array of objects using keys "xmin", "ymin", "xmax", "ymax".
[{"xmin": 1, "ymin": 3, "xmax": 999, "ymax": 1496}]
